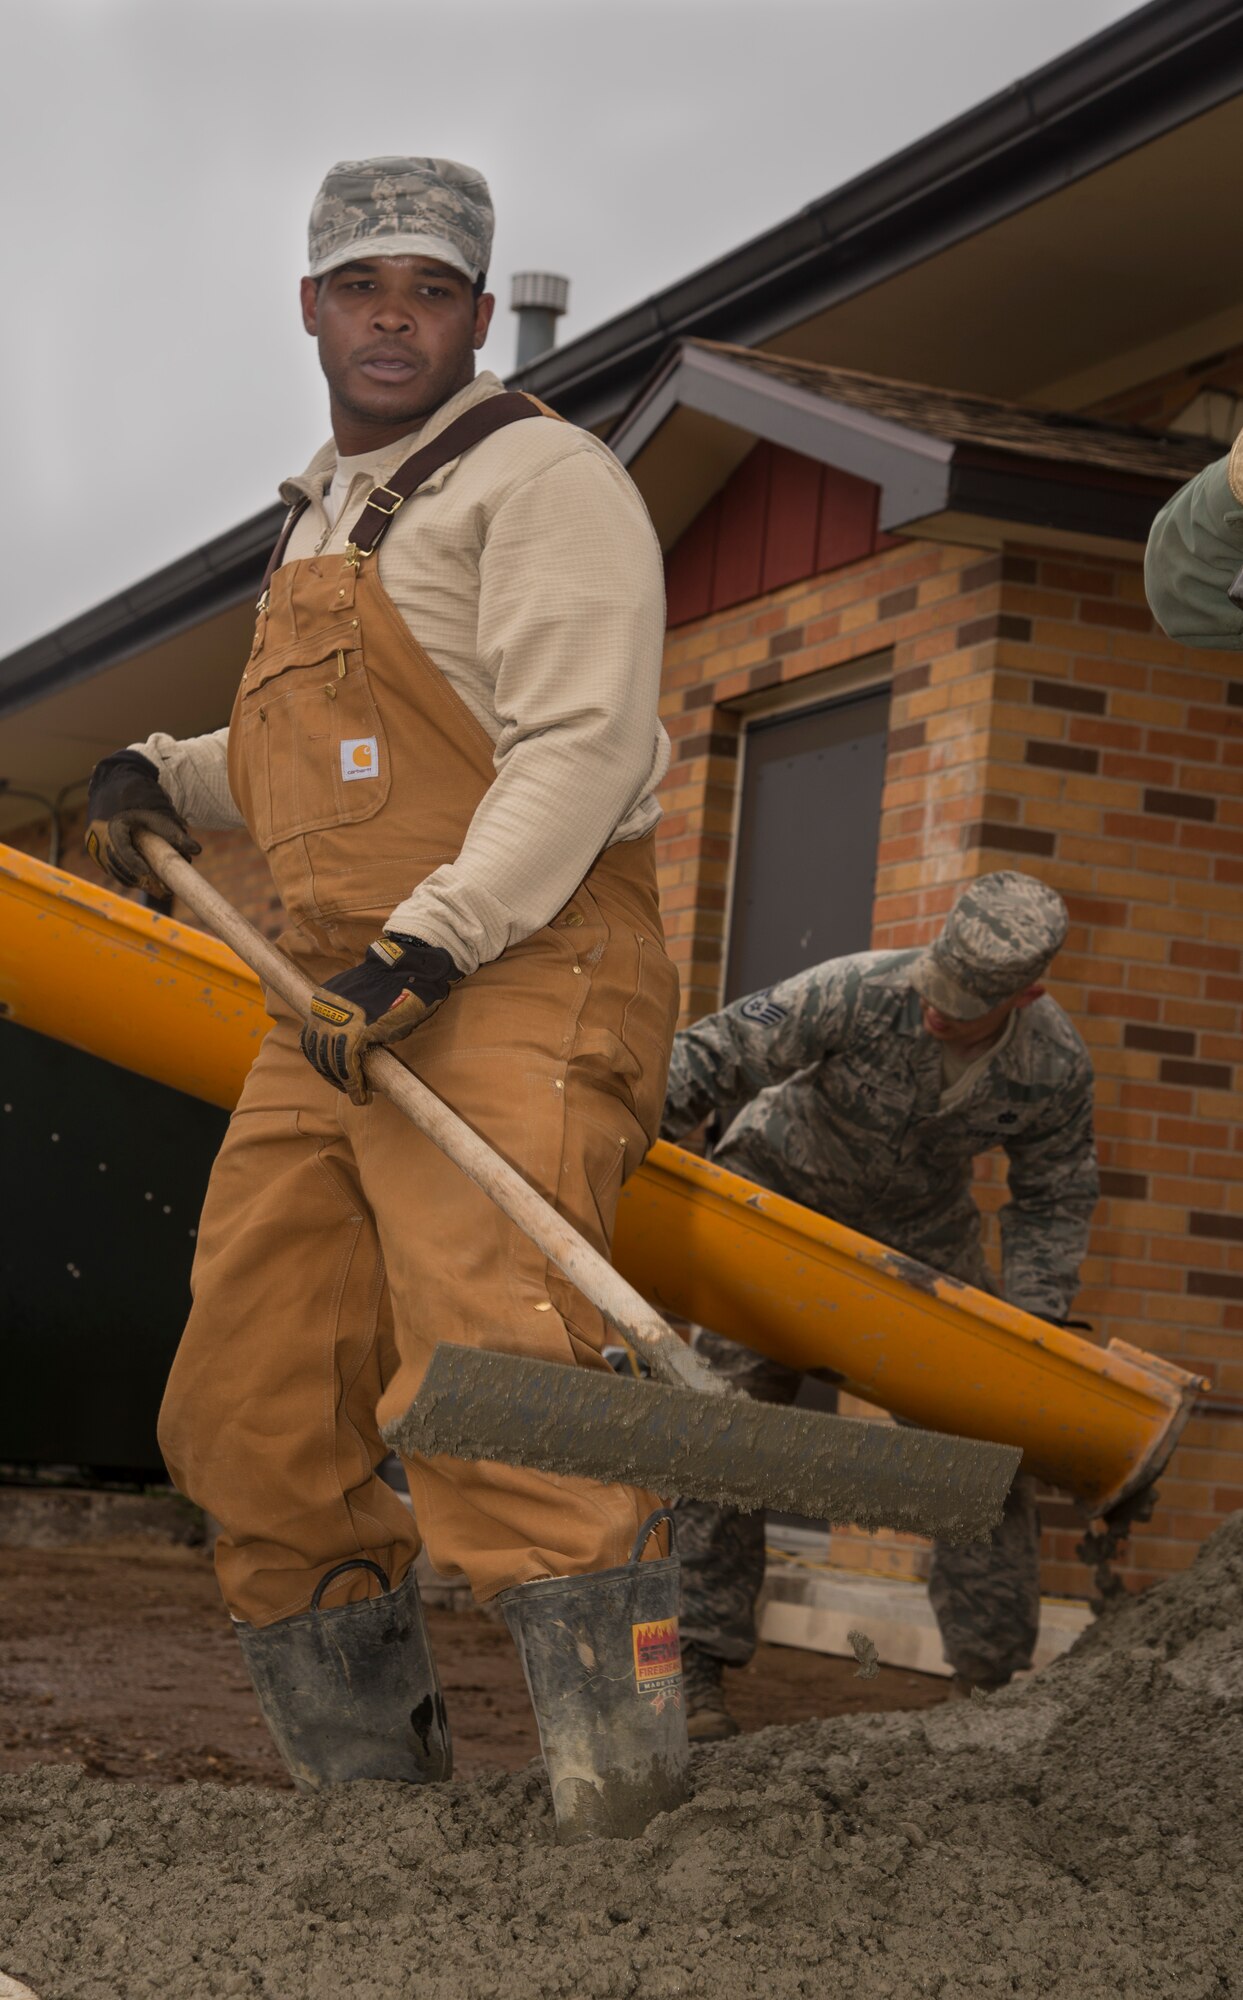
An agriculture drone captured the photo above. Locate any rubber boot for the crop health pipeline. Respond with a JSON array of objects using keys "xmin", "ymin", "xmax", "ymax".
[
  {"xmin": 499, "ymin": 1510, "xmax": 690, "ymax": 1844},
  {"xmin": 234, "ymin": 1557, "xmax": 451, "ymax": 1790}
]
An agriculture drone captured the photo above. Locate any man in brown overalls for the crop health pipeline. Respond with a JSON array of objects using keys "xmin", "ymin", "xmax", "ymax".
[{"xmin": 84, "ymin": 157, "xmax": 686, "ymax": 1841}]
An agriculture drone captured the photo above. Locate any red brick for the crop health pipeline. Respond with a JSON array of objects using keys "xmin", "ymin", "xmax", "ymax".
[
  {"xmin": 1080, "ymin": 597, "xmax": 1152, "ymax": 632},
  {"xmin": 1158, "ymin": 1118, "xmax": 1232, "ymax": 1149},
  {"xmin": 1146, "ymin": 729, "xmax": 1219, "ymax": 761},
  {"xmin": 1171, "ymin": 940, "xmax": 1242, "ymax": 973},
  {"xmin": 1043, "ymin": 562, "xmax": 1114, "ymax": 595},
  {"xmin": 1188, "ymin": 706, "xmax": 1243, "ymax": 736},
  {"xmin": 1069, "ymin": 717, "xmax": 1142, "ymax": 750},
  {"xmin": 1087, "ymin": 990, "xmax": 1160, "ymax": 1022}
]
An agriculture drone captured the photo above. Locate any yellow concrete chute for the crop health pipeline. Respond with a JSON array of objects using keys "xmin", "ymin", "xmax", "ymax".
[
  {"xmin": 0, "ymin": 843, "xmax": 269, "ymax": 1108},
  {"xmin": 0, "ymin": 841, "xmax": 1202, "ymax": 1516},
  {"xmin": 612, "ymin": 1150, "xmax": 1199, "ymax": 1515}
]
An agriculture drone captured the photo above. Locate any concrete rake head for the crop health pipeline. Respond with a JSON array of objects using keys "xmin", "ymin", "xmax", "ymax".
[{"xmin": 383, "ymin": 1344, "xmax": 1021, "ymax": 1542}]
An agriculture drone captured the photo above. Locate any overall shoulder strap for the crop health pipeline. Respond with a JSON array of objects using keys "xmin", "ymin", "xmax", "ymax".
[
  {"xmin": 257, "ymin": 497, "xmax": 310, "ymax": 604},
  {"xmin": 347, "ymin": 391, "xmax": 549, "ymax": 559}
]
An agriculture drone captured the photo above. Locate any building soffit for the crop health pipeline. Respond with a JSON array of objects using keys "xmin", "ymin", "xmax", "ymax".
[
  {"xmin": 0, "ymin": 503, "xmax": 286, "ymax": 724},
  {"xmin": 0, "ymin": 505, "xmax": 285, "ymax": 837}
]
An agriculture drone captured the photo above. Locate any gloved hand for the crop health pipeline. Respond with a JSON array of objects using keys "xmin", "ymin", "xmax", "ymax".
[
  {"xmin": 85, "ymin": 751, "xmax": 201, "ymax": 897},
  {"xmin": 300, "ymin": 933, "xmax": 461, "ymax": 1104}
]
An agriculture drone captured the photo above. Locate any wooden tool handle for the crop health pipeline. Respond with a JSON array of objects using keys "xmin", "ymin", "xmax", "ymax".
[{"xmin": 136, "ymin": 832, "xmax": 724, "ymax": 1398}]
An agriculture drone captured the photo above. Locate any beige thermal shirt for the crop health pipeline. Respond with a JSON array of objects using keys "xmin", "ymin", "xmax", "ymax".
[{"xmin": 133, "ymin": 371, "xmax": 670, "ymax": 972}]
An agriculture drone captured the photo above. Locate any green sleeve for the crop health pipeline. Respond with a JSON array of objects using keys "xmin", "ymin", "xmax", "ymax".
[
  {"xmin": 1145, "ymin": 456, "xmax": 1243, "ymax": 652},
  {"xmin": 660, "ymin": 960, "xmax": 858, "ymax": 1140},
  {"xmin": 999, "ymin": 1064, "xmax": 1099, "ymax": 1322}
]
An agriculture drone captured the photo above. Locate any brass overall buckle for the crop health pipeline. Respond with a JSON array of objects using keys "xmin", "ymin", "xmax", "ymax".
[{"xmin": 367, "ymin": 483, "xmax": 405, "ymax": 516}]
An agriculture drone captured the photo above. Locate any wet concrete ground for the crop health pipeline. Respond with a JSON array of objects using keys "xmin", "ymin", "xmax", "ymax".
[{"xmin": 3, "ymin": 1516, "xmax": 1239, "ymax": 2000}]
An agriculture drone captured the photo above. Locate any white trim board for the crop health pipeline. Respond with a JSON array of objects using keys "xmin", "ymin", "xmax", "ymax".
[{"xmin": 758, "ymin": 1561, "xmax": 1092, "ymax": 1679}]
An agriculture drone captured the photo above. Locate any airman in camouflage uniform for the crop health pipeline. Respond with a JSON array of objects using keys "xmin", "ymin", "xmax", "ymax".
[{"xmin": 662, "ymin": 872, "xmax": 1098, "ymax": 1738}]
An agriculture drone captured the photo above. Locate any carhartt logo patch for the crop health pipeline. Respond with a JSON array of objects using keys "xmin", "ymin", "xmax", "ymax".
[{"xmin": 341, "ymin": 736, "xmax": 379, "ymax": 781}]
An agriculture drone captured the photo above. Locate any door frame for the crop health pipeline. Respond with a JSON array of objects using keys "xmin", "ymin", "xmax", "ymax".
[{"xmin": 718, "ymin": 650, "xmax": 894, "ymax": 1006}]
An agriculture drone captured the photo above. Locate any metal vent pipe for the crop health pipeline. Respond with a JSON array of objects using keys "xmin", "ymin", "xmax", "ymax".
[{"xmin": 511, "ymin": 271, "xmax": 570, "ymax": 369}]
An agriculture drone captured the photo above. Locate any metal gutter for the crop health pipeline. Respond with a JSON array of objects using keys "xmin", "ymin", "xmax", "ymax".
[
  {"xmin": 0, "ymin": 502, "xmax": 286, "ymax": 720},
  {"xmin": 510, "ymin": 0, "xmax": 1243, "ymax": 428}
]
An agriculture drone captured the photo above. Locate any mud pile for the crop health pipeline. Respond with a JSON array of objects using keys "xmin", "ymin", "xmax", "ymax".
[{"xmin": 3, "ymin": 1514, "xmax": 1241, "ymax": 2000}]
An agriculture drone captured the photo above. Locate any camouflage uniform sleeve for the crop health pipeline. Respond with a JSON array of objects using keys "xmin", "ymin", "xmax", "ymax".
[
  {"xmin": 661, "ymin": 961, "xmax": 858, "ymax": 1140},
  {"xmin": 1145, "ymin": 451, "xmax": 1243, "ymax": 653},
  {"xmin": 999, "ymin": 1056, "xmax": 1099, "ymax": 1321}
]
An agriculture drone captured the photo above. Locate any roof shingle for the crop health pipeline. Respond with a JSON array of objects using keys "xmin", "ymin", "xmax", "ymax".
[{"xmin": 695, "ymin": 341, "xmax": 1220, "ymax": 483}]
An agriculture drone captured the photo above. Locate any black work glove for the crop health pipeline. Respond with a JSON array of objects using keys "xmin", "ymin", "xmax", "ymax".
[
  {"xmin": 300, "ymin": 933, "xmax": 461, "ymax": 1105},
  {"xmin": 85, "ymin": 750, "xmax": 201, "ymax": 897}
]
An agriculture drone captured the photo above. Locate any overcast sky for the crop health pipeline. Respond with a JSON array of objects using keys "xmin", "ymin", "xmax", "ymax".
[{"xmin": 2, "ymin": 0, "xmax": 1144, "ymax": 662}]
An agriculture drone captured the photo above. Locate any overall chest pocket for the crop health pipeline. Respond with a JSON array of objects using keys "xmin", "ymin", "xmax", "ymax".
[{"xmin": 235, "ymin": 627, "xmax": 392, "ymax": 848}]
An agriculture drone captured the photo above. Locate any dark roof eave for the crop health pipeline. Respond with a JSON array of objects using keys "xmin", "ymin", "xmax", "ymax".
[
  {"xmin": 509, "ymin": 0, "xmax": 1243, "ymax": 427},
  {"xmin": 937, "ymin": 453, "xmax": 1179, "ymax": 544},
  {"xmin": 0, "ymin": 503, "xmax": 286, "ymax": 719}
]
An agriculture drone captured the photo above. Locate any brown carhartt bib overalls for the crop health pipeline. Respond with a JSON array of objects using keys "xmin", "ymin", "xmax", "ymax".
[{"xmin": 158, "ymin": 397, "xmax": 679, "ymax": 1629}]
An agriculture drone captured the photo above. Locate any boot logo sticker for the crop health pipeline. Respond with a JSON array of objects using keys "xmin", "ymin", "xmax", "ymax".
[
  {"xmin": 632, "ymin": 1618, "xmax": 681, "ymax": 1693},
  {"xmin": 341, "ymin": 737, "xmax": 380, "ymax": 781}
]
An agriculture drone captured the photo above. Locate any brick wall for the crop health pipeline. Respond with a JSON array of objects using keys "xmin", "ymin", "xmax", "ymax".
[
  {"xmin": 4, "ymin": 803, "xmax": 284, "ymax": 941},
  {"xmin": 658, "ymin": 537, "xmax": 1000, "ymax": 1021},
  {"xmin": 929, "ymin": 543, "xmax": 1242, "ymax": 1594},
  {"xmin": 656, "ymin": 531, "xmax": 1243, "ymax": 1598}
]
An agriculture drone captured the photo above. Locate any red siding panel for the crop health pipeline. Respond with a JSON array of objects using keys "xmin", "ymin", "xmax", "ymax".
[
  {"xmin": 761, "ymin": 446, "xmax": 823, "ymax": 592},
  {"xmin": 664, "ymin": 442, "xmax": 884, "ymax": 626},
  {"xmin": 816, "ymin": 462, "xmax": 880, "ymax": 575},
  {"xmin": 712, "ymin": 441, "xmax": 770, "ymax": 610},
  {"xmin": 664, "ymin": 493, "xmax": 720, "ymax": 627}
]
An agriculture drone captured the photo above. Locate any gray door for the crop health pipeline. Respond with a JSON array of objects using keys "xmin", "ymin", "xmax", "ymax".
[{"xmin": 725, "ymin": 685, "xmax": 890, "ymax": 1002}]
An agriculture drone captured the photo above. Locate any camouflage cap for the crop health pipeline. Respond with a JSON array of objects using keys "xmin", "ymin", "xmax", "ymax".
[
  {"xmin": 308, "ymin": 157, "xmax": 493, "ymax": 283},
  {"xmin": 909, "ymin": 872, "xmax": 1069, "ymax": 1020}
]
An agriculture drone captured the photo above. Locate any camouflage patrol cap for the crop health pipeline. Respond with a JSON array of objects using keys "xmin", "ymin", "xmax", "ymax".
[
  {"xmin": 308, "ymin": 157, "xmax": 493, "ymax": 283},
  {"xmin": 909, "ymin": 872, "xmax": 1069, "ymax": 1020}
]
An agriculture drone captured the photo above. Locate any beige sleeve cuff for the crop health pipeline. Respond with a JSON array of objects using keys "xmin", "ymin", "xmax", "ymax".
[
  {"xmin": 129, "ymin": 728, "xmax": 244, "ymax": 831},
  {"xmin": 1229, "ymin": 429, "xmax": 1243, "ymax": 506}
]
